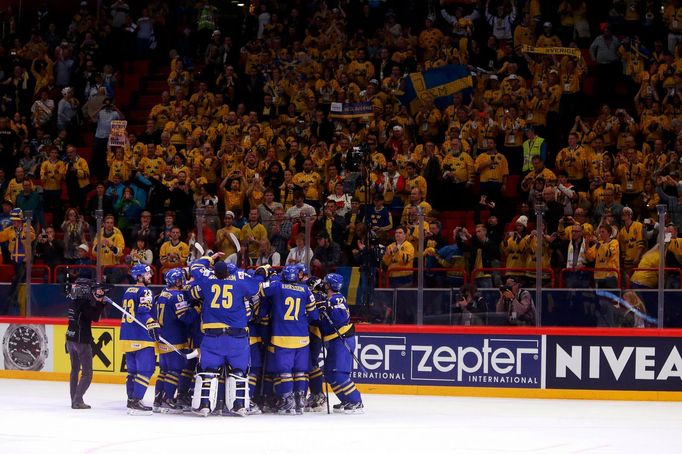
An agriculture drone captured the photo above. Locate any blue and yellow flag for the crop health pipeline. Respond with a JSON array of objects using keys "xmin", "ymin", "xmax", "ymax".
[
  {"xmin": 399, "ymin": 64, "xmax": 473, "ymax": 113},
  {"xmin": 335, "ymin": 266, "xmax": 364, "ymax": 306}
]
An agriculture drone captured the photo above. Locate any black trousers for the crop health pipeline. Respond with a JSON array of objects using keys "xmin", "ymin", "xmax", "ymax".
[{"xmin": 67, "ymin": 340, "xmax": 93, "ymax": 405}]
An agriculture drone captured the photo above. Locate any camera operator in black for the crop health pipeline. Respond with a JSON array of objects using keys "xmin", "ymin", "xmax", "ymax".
[
  {"xmin": 65, "ymin": 279, "xmax": 107, "ymax": 409},
  {"xmin": 453, "ymin": 284, "xmax": 486, "ymax": 326}
]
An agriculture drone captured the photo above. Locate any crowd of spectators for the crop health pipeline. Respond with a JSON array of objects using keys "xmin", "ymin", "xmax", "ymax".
[{"xmin": 2, "ymin": 1, "xmax": 682, "ymax": 323}]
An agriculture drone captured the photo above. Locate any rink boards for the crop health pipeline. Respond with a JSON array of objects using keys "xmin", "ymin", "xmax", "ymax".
[{"xmin": 2, "ymin": 317, "xmax": 682, "ymax": 401}]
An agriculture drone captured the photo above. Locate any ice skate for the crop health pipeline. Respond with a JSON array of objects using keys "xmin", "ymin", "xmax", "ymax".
[
  {"xmin": 276, "ymin": 394, "xmax": 297, "ymax": 415},
  {"xmin": 305, "ymin": 393, "xmax": 326, "ymax": 413},
  {"xmin": 160, "ymin": 397, "xmax": 183, "ymax": 414},
  {"xmin": 342, "ymin": 401, "xmax": 364, "ymax": 414},
  {"xmin": 127, "ymin": 399, "xmax": 153, "ymax": 416}
]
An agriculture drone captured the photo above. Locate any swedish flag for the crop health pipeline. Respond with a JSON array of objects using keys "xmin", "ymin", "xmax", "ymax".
[
  {"xmin": 334, "ymin": 266, "xmax": 363, "ymax": 306},
  {"xmin": 399, "ymin": 64, "xmax": 473, "ymax": 114}
]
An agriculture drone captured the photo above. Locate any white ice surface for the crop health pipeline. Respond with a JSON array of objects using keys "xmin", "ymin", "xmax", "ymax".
[{"xmin": 0, "ymin": 379, "xmax": 681, "ymax": 454}]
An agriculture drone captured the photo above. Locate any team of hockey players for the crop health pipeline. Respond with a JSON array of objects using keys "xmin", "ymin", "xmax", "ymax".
[{"xmin": 118, "ymin": 256, "xmax": 363, "ymax": 417}]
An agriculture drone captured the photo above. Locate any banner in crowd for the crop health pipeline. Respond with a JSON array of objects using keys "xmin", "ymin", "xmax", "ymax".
[
  {"xmin": 399, "ymin": 64, "xmax": 473, "ymax": 113},
  {"xmin": 329, "ymin": 102, "xmax": 374, "ymax": 119},
  {"xmin": 521, "ymin": 44, "xmax": 581, "ymax": 58},
  {"xmin": 108, "ymin": 120, "xmax": 128, "ymax": 147}
]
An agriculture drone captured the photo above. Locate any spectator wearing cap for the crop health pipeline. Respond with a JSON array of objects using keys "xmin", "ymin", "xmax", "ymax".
[
  {"xmin": 67, "ymin": 243, "xmax": 95, "ymax": 280},
  {"xmin": 0, "ymin": 207, "xmax": 35, "ymax": 312},
  {"xmin": 215, "ymin": 210, "xmax": 242, "ymax": 258},
  {"xmin": 0, "ymin": 207, "xmax": 36, "ymax": 265},
  {"xmin": 536, "ymin": 21, "xmax": 562, "ymax": 47},
  {"xmin": 57, "ymin": 87, "xmax": 80, "ymax": 134},
  {"xmin": 311, "ymin": 229, "xmax": 342, "ymax": 274}
]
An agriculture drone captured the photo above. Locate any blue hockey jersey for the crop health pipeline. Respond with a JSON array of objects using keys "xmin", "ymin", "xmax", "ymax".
[
  {"xmin": 190, "ymin": 270, "xmax": 261, "ymax": 331},
  {"xmin": 156, "ymin": 289, "xmax": 190, "ymax": 353},
  {"xmin": 119, "ymin": 285, "xmax": 157, "ymax": 353},
  {"xmin": 319, "ymin": 292, "xmax": 354, "ymax": 342},
  {"xmin": 261, "ymin": 280, "xmax": 318, "ymax": 349}
]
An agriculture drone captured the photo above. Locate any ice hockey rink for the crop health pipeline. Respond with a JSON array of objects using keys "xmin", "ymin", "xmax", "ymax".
[{"xmin": 1, "ymin": 379, "xmax": 681, "ymax": 454}]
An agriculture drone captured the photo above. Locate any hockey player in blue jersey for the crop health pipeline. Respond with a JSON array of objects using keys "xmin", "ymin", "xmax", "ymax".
[
  {"xmin": 153, "ymin": 268, "xmax": 191, "ymax": 414},
  {"xmin": 260, "ymin": 265, "xmax": 319, "ymax": 415},
  {"xmin": 175, "ymin": 265, "xmax": 204, "ymax": 409},
  {"xmin": 295, "ymin": 263, "xmax": 309, "ymax": 284},
  {"xmin": 119, "ymin": 264, "xmax": 158, "ymax": 415},
  {"xmin": 191, "ymin": 260, "xmax": 261, "ymax": 417},
  {"xmin": 319, "ymin": 273, "xmax": 363, "ymax": 413},
  {"xmin": 305, "ymin": 277, "xmax": 327, "ymax": 412},
  {"xmin": 246, "ymin": 265, "xmax": 276, "ymax": 413}
]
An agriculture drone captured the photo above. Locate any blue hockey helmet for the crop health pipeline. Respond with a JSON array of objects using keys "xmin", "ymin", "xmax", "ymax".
[
  {"xmin": 282, "ymin": 265, "xmax": 299, "ymax": 283},
  {"xmin": 294, "ymin": 263, "xmax": 309, "ymax": 277},
  {"xmin": 225, "ymin": 262, "xmax": 239, "ymax": 276},
  {"xmin": 165, "ymin": 268, "xmax": 185, "ymax": 287},
  {"xmin": 323, "ymin": 273, "xmax": 343, "ymax": 292},
  {"xmin": 131, "ymin": 264, "xmax": 153, "ymax": 281}
]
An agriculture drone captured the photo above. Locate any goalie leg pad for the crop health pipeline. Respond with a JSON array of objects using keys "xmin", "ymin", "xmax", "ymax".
[
  {"xmin": 226, "ymin": 371, "xmax": 250, "ymax": 414},
  {"xmin": 192, "ymin": 370, "xmax": 220, "ymax": 415}
]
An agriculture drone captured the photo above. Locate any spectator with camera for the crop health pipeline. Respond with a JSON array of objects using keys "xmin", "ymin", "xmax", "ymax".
[
  {"xmin": 65, "ymin": 279, "xmax": 108, "ymax": 409},
  {"xmin": 35, "ymin": 226, "xmax": 64, "ymax": 267},
  {"xmin": 496, "ymin": 277, "xmax": 536, "ymax": 326}
]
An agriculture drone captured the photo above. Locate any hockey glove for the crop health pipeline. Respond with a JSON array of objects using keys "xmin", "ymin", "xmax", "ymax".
[{"xmin": 146, "ymin": 319, "xmax": 161, "ymax": 342}]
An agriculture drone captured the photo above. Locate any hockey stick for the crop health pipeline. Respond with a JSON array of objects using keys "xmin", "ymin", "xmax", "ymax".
[
  {"xmin": 320, "ymin": 310, "xmax": 366, "ymax": 373},
  {"xmin": 321, "ymin": 341, "xmax": 330, "ymax": 414},
  {"xmin": 104, "ymin": 296, "xmax": 199, "ymax": 359}
]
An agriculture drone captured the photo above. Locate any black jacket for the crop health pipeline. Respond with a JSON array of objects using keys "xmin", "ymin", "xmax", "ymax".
[{"xmin": 66, "ymin": 295, "xmax": 105, "ymax": 344}]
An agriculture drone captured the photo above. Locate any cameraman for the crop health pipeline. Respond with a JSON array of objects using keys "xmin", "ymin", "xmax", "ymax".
[
  {"xmin": 453, "ymin": 284, "xmax": 486, "ymax": 326},
  {"xmin": 65, "ymin": 279, "xmax": 107, "ymax": 409},
  {"xmin": 495, "ymin": 277, "xmax": 536, "ymax": 326}
]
